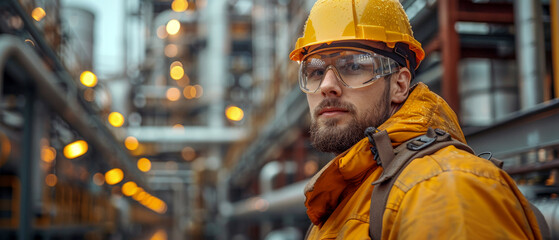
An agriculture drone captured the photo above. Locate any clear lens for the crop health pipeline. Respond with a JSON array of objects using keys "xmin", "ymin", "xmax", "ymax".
[{"xmin": 299, "ymin": 49, "xmax": 400, "ymax": 93}]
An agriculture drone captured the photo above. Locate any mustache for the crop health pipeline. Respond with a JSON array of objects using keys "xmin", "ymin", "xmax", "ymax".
[{"xmin": 313, "ymin": 98, "xmax": 357, "ymax": 117}]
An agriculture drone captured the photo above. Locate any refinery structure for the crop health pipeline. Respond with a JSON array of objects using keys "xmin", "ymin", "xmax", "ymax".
[{"xmin": 1, "ymin": 0, "xmax": 559, "ymax": 239}]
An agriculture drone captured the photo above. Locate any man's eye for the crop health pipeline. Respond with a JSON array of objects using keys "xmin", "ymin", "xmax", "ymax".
[
  {"xmin": 341, "ymin": 63, "xmax": 365, "ymax": 73},
  {"xmin": 308, "ymin": 69, "xmax": 325, "ymax": 78},
  {"xmin": 348, "ymin": 63, "xmax": 361, "ymax": 71}
]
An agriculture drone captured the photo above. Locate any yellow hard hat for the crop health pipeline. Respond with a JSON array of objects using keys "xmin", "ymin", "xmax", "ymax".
[{"xmin": 290, "ymin": 0, "xmax": 425, "ymax": 71}]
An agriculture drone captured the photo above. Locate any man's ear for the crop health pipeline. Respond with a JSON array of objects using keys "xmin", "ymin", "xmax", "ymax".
[{"xmin": 390, "ymin": 68, "xmax": 412, "ymax": 104}]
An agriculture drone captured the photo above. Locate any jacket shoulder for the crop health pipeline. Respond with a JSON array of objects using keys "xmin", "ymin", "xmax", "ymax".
[{"xmin": 394, "ymin": 145, "xmax": 507, "ymax": 193}]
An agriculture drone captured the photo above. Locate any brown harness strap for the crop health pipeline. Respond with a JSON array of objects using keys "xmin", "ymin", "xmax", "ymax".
[{"xmin": 368, "ymin": 128, "xmax": 474, "ymax": 240}]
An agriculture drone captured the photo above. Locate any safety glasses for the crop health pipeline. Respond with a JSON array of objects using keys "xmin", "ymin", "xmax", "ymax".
[{"xmin": 298, "ymin": 48, "xmax": 400, "ymax": 93}]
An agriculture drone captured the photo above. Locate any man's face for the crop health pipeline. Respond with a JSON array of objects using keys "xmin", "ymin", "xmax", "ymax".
[{"xmin": 306, "ymin": 49, "xmax": 392, "ymax": 155}]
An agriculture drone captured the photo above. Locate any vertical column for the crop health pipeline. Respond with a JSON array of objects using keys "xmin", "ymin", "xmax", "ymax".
[
  {"xmin": 439, "ymin": 0, "xmax": 461, "ymax": 116},
  {"xmin": 253, "ymin": 0, "xmax": 273, "ymax": 103},
  {"xmin": 19, "ymin": 89, "xmax": 35, "ymax": 240},
  {"xmin": 514, "ymin": 0, "xmax": 545, "ymax": 109},
  {"xmin": 551, "ymin": 0, "xmax": 559, "ymax": 98},
  {"xmin": 205, "ymin": 0, "xmax": 228, "ymax": 128}
]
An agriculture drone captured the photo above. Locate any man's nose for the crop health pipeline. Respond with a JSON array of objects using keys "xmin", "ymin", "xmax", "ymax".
[{"xmin": 319, "ymin": 68, "xmax": 342, "ymax": 97}]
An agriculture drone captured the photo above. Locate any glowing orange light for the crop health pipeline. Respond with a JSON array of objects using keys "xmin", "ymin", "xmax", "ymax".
[
  {"xmin": 137, "ymin": 158, "xmax": 151, "ymax": 172},
  {"xmin": 170, "ymin": 66, "xmax": 184, "ymax": 80},
  {"xmin": 31, "ymin": 7, "xmax": 46, "ymax": 22},
  {"xmin": 122, "ymin": 181, "xmax": 138, "ymax": 196},
  {"xmin": 63, "ymin": 140, "xmax": 88, "ymax": 159},
  {"xmin": 108, "ymin": 112, "xmax": 125, "ymax": 127},
  {"xmin": 80, "ymin": 71, "xmax": 97, "ymax": 87},
  {"xmin": 41, "ymin": 146, "xmax": 56, "ymax": 163},
  {"xmin": 166, "ymin": 88, "xmax": 181, "ymax": 101},
  {"xmin": 150, "ymin": 229, "xmax": 168, "ymax": 240},
  {"xmin": 124, "ymin": 136, "xmax": 139, "ymax": 151},
  {"xmin": 183, "ymin": 85, "xmax": 196, "ymax": 99},
  {"xmin": 134, "ymin": 190, "xmax": 148, "ymax": 201},
  {"xmin": 172, "ymin": 0, "xmax": 188, "ymax": 12},
  {"xmin": 105, "ymin": 168, "xmax": 124, "ymax": 185},
  {"xmin": 45, "ymin": 174, "xmax": 57, "ymax": 187},
  {"xmin": 225, "ymin": 106, "xmax": 244, "ymax": 122},
  {"xmin": 166, "ymin": 19, "xmax": 180, "ymax": 35}
]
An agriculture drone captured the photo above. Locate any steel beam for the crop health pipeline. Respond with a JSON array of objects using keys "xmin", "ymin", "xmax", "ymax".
[
  {"xmin": 0, "ymin": 36, "xmax": 147, "ymax": 186},
  {"xmin": 127, "ymin": 126, "xmax": 246, "ymax": 143},
  {"xmin": 439, "ymin": 0, "xmax": 461, "ymax": 117},
  {"xmin": 466, "ymin": 99, "xmax": 559, "ymax": 158},
  {"xmin": 552, "ymin": 0, "xmax": 559, "ymax": 98},
  {"xmin": 506, "ymin": 159, "xmax": 559, "ymax": 175},
  {"xmin": 457, "ymin": 0, "xmax": 514, "ymax": 24}
]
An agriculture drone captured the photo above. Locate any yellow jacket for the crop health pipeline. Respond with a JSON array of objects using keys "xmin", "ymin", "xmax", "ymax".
[{"xmin": 304, "ymin": 83, "xmax": 542, "ymax": 240}]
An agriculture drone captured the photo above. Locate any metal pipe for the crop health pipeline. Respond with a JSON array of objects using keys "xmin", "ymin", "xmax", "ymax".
[
  {"xmin": 19, "ymin": 89, "xmax": 34, "ymax": 240},
  {"xmin": 514, "ymin": 0, "xmax": 546, "ymax": 109},
  {"xmin": 205, "ymin": 0, "xmax": 228, "ymax": 128},
  {"xmin": 0, "ymin": 36, "xmax": 146, "ymax": 186},
  {"xmin": 438, "ymin": 0, "xmax": 461, "ymax": 116},
  {"xmin": 551, "ymin": 0, "xmax": 559, "ymax": 99},
  {"xmin": 229, "ymin": 180, "xmax": 307, "ymax": 220},
  {"xmin": 259, "ymin": 161, "xmax": 297, "ymax": 194},
  {"xmin": 530, "ymin": 199, "xmax": 559, "ymax": 238}
]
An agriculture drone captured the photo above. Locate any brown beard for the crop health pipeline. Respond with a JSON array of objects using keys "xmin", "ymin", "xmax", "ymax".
[{"xmin": 309, "ymin": 81, "xmax": 391, "ymax": 155}]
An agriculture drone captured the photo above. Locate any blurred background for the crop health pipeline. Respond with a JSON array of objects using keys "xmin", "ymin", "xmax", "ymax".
[{"xmin": 0, "ymin": 0, "xmax": 558, "ymax": 239}]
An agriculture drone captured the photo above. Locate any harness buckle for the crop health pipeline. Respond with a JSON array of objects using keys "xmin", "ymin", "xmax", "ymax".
[
  {"xmin": 407, "ymin": 135, "xmax": 436, "ymax": 151},
  {"xmin": 364, "ymin": 127, "xmax": 382, "ymax": 166}
]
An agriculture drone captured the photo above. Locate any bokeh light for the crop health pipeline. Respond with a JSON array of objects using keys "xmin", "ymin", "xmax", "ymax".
[
  {"xmin": 172, "ymin": 0, "xmax": 188, "ymax": 12},
  {"xmin": 150, "ymin": 229, "xmax": 168, "ymax": 240},
  {"xmin": 80, "ymin": 71, "xmax": 98, "ymax": 87},
  {"xmin": 181, "ymin": 146, "xmax": 196, "ymax": 161},
  {"xmin": 166, "ymin": 19, "xmax": 180, "ymax": 35},
  {"xmin": 93, "ymin": 172, "xmax": 105, "ymax": 186},
  {"xmin": 41, "ymin": 146, "xmax": 56, "ymax": 163},
  {"xmin": 108, "ymin": 112, "xmax": 125, "ymax": 127},
  {"xmin": 105, "ymin": 168, "xmax": 124, "ymax": 185},
  {"xmin": 31, "ymin": 7, "xmax": 46, "ymax": 22},
  {"xmin": 124, "ymin": 136, "xmax": 139, "ymax": 151},
  {"xmin": 170, "ymin": 66, "xmax": 184, "ymax": 80},
  {"xmin": 183, "ymin": 85, "xmax": 196, "ymax": 99},
  {"xmin": 194, "ymin": 85, "xmax": 203, "ymax": 98},
  {"xmin": 122, "ymin": 181, "xmax": 138, "ymax": 196},
  {"xmin": 166, "ymin": 87, "xmax": 181, "ymax": 101},
  {"xmin": 137, "ymin": 158, "xmax": 152, "ymax": 172},
  {"xmin": 45, "ymin": 174, "xmax": 57, "ymax": 187},
  {"xmin": 157, "ymin": 25, "xmax": 168, "ymax": 39},
  {"xmin": 225, "ymin": 106, "xmax": 244, "ymax": 122},
  {"xmin": 63, "ymin": 140, "xmax": 88, "ymax": 159},
  {"xmin": 164, "ymin": 44, "xmax": 178, "ymax": 58}
]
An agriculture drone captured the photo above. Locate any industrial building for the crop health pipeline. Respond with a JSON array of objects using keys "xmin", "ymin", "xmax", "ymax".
[{"xmin": 0, "ymin": 0, "xmax": 558, "ymax": 239}]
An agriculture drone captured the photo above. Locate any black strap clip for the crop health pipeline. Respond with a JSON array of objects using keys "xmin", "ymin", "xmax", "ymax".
[
  {"xmin": 364, "ymin": 127, "xmax": 381, "ymax": 166},
  {"xmin": 407, "ymin": 135, "xmax": 436, "ymax": 151},
  {"xmin": 406, "ymin": 128, "xmax": 449, "ymax": 151}
]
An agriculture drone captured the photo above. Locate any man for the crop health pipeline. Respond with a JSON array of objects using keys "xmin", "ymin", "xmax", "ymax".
[{"xmin": 290, "ymin": 0, "xmax": 543, "ymax": 239}]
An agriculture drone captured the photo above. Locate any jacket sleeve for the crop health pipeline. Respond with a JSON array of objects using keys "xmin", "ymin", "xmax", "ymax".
[{"xmin": 382, "ymin": 169, "xmax": 539, "ymax": 240}]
